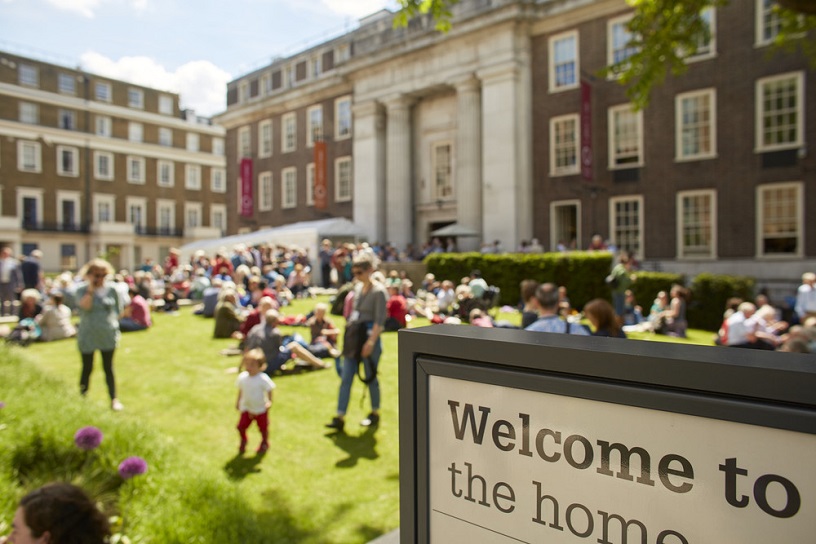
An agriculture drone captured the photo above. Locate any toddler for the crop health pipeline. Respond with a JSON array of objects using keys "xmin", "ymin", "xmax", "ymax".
[{"xmin": 235, "ymin": 348, "xmax": 275, "ymax": 454}]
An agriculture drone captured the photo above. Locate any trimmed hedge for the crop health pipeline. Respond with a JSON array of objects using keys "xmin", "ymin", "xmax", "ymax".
[
  {"xmin": 628, "ymin": 272, "xmax": 685, "ymax": 315},
  {"xmin": 688, "ymin": 273, "xmax": 755, "ymax": 332}
]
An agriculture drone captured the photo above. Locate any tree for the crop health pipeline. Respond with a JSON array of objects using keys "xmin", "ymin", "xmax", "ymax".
[{"xmin": 394, "ymin": 0, "xmax": 816, "ymax": 109}]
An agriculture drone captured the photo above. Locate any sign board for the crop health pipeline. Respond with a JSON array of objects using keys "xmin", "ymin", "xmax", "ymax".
[
  {"xmin": 399, "ymin": 325, "xmax": 816, "ymax": 544},
  {"xmin": 240, "ymin": 157, "xmax": 253, "ymax": 217}
]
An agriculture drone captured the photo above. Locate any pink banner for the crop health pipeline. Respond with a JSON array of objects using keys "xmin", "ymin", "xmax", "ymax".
[
  {"xmin": 581, "ymin": 81, "xmax": 593, "ymax": 181},
  {"xmin": 240, "ymin": 158, "xmax": 253, "ymax": 217}
]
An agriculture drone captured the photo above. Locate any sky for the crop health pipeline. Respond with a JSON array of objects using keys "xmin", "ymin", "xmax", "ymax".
[{"xmin": 1, "ymin": 0, "xmax": 397, "ymax": 116}]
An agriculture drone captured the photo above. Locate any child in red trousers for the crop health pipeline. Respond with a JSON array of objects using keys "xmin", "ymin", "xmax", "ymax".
[{"xmin": 235, "ymin": 348, "xmax": 275, "ymax": 454}]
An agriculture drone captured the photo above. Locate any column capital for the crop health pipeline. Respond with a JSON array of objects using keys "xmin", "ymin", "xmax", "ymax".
[
  {"xmin": 453, "ymin": 74, "xmax": 481, "ymax": 94},
  {"xmin": 476, "ymin": 61, "xmax": 521, "ymax": 86},
  {"xmin": 383, "ymin": 93, "xmax": 416, "ymax": 111},
  {"xmin": 352, "ymin": 99, "xmax": 383, "ymax": 118}
]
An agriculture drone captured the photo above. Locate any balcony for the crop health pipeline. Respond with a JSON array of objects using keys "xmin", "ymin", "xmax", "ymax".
[
  {"xmin": 91, "ymin": 222, "xmax": 138, "ymax": 236},
  {"xmin": 22, "ymin": 221, "xmax": 91, "ymax": 233},
  {"xmin": 135, "ymin": 226, "xmax": 184, "ymax": 238}
]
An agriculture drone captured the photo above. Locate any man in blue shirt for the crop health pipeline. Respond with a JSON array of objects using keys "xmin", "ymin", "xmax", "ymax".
[{"xmin": 524, "ymin": 282, "xmax": 589, "ymax": 335}]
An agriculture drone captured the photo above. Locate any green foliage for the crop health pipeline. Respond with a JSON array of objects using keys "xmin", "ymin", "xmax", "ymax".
[
  {"xmin": 394, "ymin": 0, "xmax": 461, "ymax": 32},
  {"xmin": 688, "ymin": 273, "xmax": 755, "ymax": 331},
  {"xmin": 629, "ymin": 271, "xmax": 685, "ymax": 312}
]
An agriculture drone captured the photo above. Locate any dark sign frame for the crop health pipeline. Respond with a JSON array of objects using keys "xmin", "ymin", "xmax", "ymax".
[{"xmin": 398, "ymin": 325, "xmax": 816, "ymax": 543}]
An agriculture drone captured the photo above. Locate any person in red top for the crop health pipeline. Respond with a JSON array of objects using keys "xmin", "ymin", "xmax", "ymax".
[
  {"xmin": 384, "ymin": 283, "xmax": 408, "ymax": 331},
  {"xmin": 119, "ymin": 286, "xmax": 152, "ymax": 332}
]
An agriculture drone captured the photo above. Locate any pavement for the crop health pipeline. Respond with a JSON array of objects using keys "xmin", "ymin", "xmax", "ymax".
[{"xmin": 367, "ymin": 529, "xmax": 399, "ymax": 544}]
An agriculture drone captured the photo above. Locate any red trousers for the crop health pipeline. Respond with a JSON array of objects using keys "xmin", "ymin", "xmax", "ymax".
[{"xmin": 237, "ymin": 410, "xmax": 268, "ymax": 446}]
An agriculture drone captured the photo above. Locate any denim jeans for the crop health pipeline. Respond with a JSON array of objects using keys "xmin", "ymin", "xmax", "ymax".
[{"xmin": 336, "ymin": 337, "xmax": 381, "ymax": 415}]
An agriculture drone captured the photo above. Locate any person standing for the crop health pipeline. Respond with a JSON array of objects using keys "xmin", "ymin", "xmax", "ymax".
[
  {"xmin": 76, "ymin": 259, "xmax": 124, "ymax": 411},
  {"xmin": 0, "ymin": 246, "xmax": 21, "ymax": 317},
  {"xmin": 326, "ymin": 255, "xmax": 387, "ymax": 432},
  {"xmin": 20, "ymin": 248, "xmax": 44, "ymax": 292},
  {"xmin": 607, "ymin": 253, "xmax": 635, "ymax": 317},
  {"xmin": 795, "ymin": 272, "xmax": 816, "ymax": 322}
]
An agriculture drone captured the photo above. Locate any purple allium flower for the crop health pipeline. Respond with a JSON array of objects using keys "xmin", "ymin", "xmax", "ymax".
[
  {"xmin": 118, "ymin": 456, "xmax": 148, "ymax": 479},
  {"xmin": 74, "ymin": 426, "xmax": 103, "ymax": 450},
  {"xmin": 0, "ymin": 401, "xmax": 5, "ymax": 409}
]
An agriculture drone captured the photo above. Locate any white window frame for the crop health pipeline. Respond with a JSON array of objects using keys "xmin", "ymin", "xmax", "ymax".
[
  {"xmin": 609, "ymin": 195, "xmax": 645, "ymax": 258},
  {"xmin": 431, "ymin": 142, "xmax": 454, "ymax": 199},
  {"xmin": 608, "ymin": 104, "xmax": 644, "ymax": 169},
  {"xmin": 58, "ymin": 73, "xmax": 76, "ymax": 95},
  {"xmin": 685, "ymin": 7, "xmax": 716, "ymax": 62},
  {"xmin": 307, "ymin": 105, "xmax": 322, "ymax": 148},
  {"xmin": 96, "ymin": 115, "xmax": 112, "ymax": 137},
  {"xmin": 184, "ymin": 202, "xmax": 202, "ymax": 229},
  {"xmin": 213, "ymin": 137, "xmax": 225, "ymax": 156},
  {"xmin": 19, "ymin": 64, "xmax": 38, "ymax": 87},
  {"xmin": 210, "ymin": 204, "xmax": 227, "ymax": 233},
  {"xmin": 95, "ymin": 82, "xmax": 112, "ymax": 102},
  {"xmin": 186, "ymin": 132, "xmax": 200, "ymax": 152},
  {"xmin": 335, "ymin": 96, "xmax": 352, "ymax": 140},
  {"xmin": 157, "ymin": 160, "xmax": 175, "ymax": 187},
  {"xmin": 127, "ymin": 156, "xmax": 146, "ymax": 184},
  {"xmin": 128, "ymin": 88, "xmax": 144, "ymax": 109},
  {"xmin": 756, "ymin": 182, "xmax": 803, "ymax": 258},
  {"xmin": 18, "ymin": 188, "xmax": 44, "ymax": 229},
  {"xmin": 258, "ymin": 171, "xmax": 273, "ymax": 211},
  {"xmin": 128, "ymin": 122, "xmax": 143, "ymax": 143},
  {"xmin": 677, "ymin": 189, "xmax": 717, "ymax": 260},
  {"xmin": 56, "ymin": 190, "xmax": 81, "ymax": 231},
  {"xmin": 159, "ymin": 127, "xmax": 173, "ymax": 147},
  {"xmin": 59, "ymin": 109, "xmax": 76, "ymax": 130},
  {"xmin": 156, "ymin": 199, "xmax": 176, "ymax": 235},
  {"xmin": 675, "ymin": 88, "xmax": 717, "ymax": 161},
  {"xmin": 185, "ymin": 164, "xmax": 202, "ymax": 190},
  {"xmin": 607, "ymin": 14, "xmax": 638, "ymax": 77},
  {"xmin": 19, "ymin": 102, "xmax": 38, "ymax": 124},
  {"xmin": 238, "ymin": 126, "xmax": 251, "ymax": 158},
  {"xmin": 239, "ymin": 81, "xmax": 249, "ymax": 103},
  {"xmin": 17, "ymin": 140, "xmax": 41, "ymax": 173},
  {"xmin": 94, "ymin": 151, "xmax": 114, "ymax": 181},
  {"xmin": 126, "ymin": 197, "xmax": 147, "ymax": 231},
  {"xmin": 549, "ymin": 30, "xmax": 580, "ymax": 92},
  {"xmin": 211, "ymin": 168, "xmax": 226, "ymax": 193},
  {"xmin": 306, "ymin": 163, "xmax": 315, "ymax": 206},
  {"xmin": 282, "ymin": 112, "xmax": 297, "ymax": 153},
  {"xmin": 282, "ymin": 167, "xmax": 297, "ymax": 209},
  {"xmin": 94, "ymin": 194, "xmax": 116, "ymax": 223},
  {"xmin": 311, "ymin": 55, "xmax": 321, "ymax": 78},
  {"xmin": 259, "ymin": 120, "xmax": 273, "ymax": 158},
  {"xmin": 56, "ymin": 145, "xmax": 80, "ymax": 177},
  {"xmin": 159, "ymin": 95, "xmax": 174, "ymax": 115},
  {"xmin": 549, "ymin": 199, "xmax": 582, "ymax": 252},
  {"xmin": 549, "ymin": 114, "xmax": 580, "ymax": 176},
  {"xmin": 335, "ymin": 156, "xmax": 352, "ymax": 203},
  {"xmin": 755, "ymin": 71, "xmax": 804, "ymax": 152},
  {"xmin": 756, "ymin": 0, "xmax": 782, "ymax": 46}
]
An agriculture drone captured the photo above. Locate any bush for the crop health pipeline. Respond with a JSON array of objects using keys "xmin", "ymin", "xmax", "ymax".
[
  {"xmin": 629, "ymin": 272, "xmax": 685, "ymax": 314},
  {"xmin": 688, "ymin": 273, "xmax": 755, "ymax": 331}
]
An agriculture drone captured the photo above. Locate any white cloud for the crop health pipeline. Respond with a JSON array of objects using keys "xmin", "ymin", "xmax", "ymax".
[
  {"xmin": 46, "ymin": 0, "xmax": 103, "ymax": 18},
  {"xmin": 319, "ymin": 0, "xmax": 394, "ymax": 19},
  {"xmin": 80, "ymin": 52, "xmax": 231, "ymax": 116}
]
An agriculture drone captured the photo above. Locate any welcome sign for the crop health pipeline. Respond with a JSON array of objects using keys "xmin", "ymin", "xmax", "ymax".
[{"xmin": 398, "ymin": 326, "xmax": 816, "ymax": 544}]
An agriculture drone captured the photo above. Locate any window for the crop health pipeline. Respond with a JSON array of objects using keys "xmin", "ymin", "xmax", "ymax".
[
  {"xmin": 258, "ymin": 172, "xmax": 273, "ymax": 211},
  {"xmin": 282, "ymin": 112, "xmax": 296, "ymax": 152},
  {"xmin": 185, "ymin": 202, "xmax": 202, "ymax": 229},
  {"xmin": 307, "ymin": 105, "xmax": 322, "ymax": 147},
  {"xmin": 432, "ymin": 143, "xmax": 453, "ymax": 199},
  {"xmin": 607, "ymin": 14, "xmax": 638, "ymax": 74},
  {"xmin": 608, "ymin": 104, "xmax": 643, "ymax": 168},
  {"xmin": 312, "ymin": 56, "xmax": 321, "ymax": 78},
  {"xmin": 17, "ymin": 141, "xmax": 41, "ymax": 173},
  {"xmin": 95, "ymin": 82, "xmax": 111, "ymax": 102},
  {"xmin": 19, "ymin": 102, "xmax": 38, "ymax": 124},
  {"xmin": 19, "ymin": 64, "xmax": 38, "ymax": 87},
  {"xmin": 213, "ymin": 138, "xmax": 225, "ymax": 156},
  {"xmin": 756, "ymin": 0, "xmax": 782, "ymax": 45},
  {"xmin": 211, "ymin": 168, "xmax": 226, "ymax": 193},
  {"xmin": 126, "ymin": 197, "xmax": 147, "ymax": 231},
  {"xmin": 95, "ymin": 115, "xmax": 112, "ymax": 137},
  {"xmin": 336, "ymin": 43, "xmax": 351, "ymax": 63},
  {"xmin": 127, "ymin": 156, "xmax": 146, "ymax": 184},
  {"xmin": 239, "ymin": 82, "xmax": 249, "ymax": 103},
  {"xmin": 61, "ymin": 244, "xmax": 78, "ymax": 270},
  {"xmin": 128, "ymin": 88, "xmax": 144, "ymax": 109},
  {"xmin": 549, "ymin": 31, "xmax": 579, "ymax": 91},
  {"xmin": 186, "ymin": 132, "xmax": 199, "ymax": 152},
  {"xmin": 677, "ymin": 190, "xmax": 716, "ymax": 259},
  {"xmin": 59, "ymin": 109, "xmax": 75, "ymax": 130},
  {"xmin": 94, "ymin": 195, "xmax": 115, "ymax": 223},
  {"xmin": 757, "ymin": 182, "xmax": 802, "ymax": 257},
  {"xmin": 550, "ymin": 200, "xmax": 581, "ymax": 252},
  {"xmin": 211, "ymin": 204, "xmax": 227, "ymax": 233},
  {"xmin": 282, "ymin": 167, "xmax": 297, "ymax": 208},
  {"xmin": 157, "ymin": 160, "xmax": 174, "ymax": 187},
  {"xmin": 306, "ymin": 163, "xmax": 315, "ymax": 206},
  {"xmin": 550, "ymin": 114, "xmax": 580, "ymax": 175},
  {"xmin": 756, "ymin": 72, "xmax": 804, "ymax": 151},
  {"xmin": 56, "ymin": 146, "xmax": 79, "ymax": 177},
  {"xmin": 687, "ymin": 8, "xmax": 716, "ymax": 61},
  {"xmin": 262, "ymin": 73, "xmax": 273, "ymax": 95},
  {"xmin": 95, "ymin": 151, "xmax": 114, "ymax": 181},
  {"xmin": 335, "ymin": 157, "xmax": 352, "ymax": 202},
  {"xmin": 18, "ymin": 189, "xmax": 44, "ymax": 230},
  {"xmin": 159, "ymin": 127, "xmax": 173, "ymax": 147},
  {"xmin": 238, "ymin": 126, "xmax": 251, "ymax": 158},
  {"xmin": 157, "ymin": 200, "xmax": 176, "ymax": 235},
  {"xmin": 58, "ymin": 73, "xmax": 76, "ymax": 95},
  {"xmin": 335, "ymin": 96, "xmax": 352, "ymax": 140},
  {"xmin": 185, "ymin": 164, "xmax": 201, "ymax": 190},
  {"xmin": 57, "ymin": 191, "xmax": 81, "ymax": 231},
  {"xmin": 676, "ymin": 89, "xmax": 716, "ymax": 160},
  {"xmin": 129, "ymin": 122, "xmax": 143, "ymax": 143},
  {"xmin": 159, "ymin": 95, "xmax": 174, "ymax": 115},
  {"xmin": 259, "ymin": 120, "xmax": 273, "ymax": 157},
  {"xmin": 609, "ymin": 196, "xmax": 644, "ymax": 258}
]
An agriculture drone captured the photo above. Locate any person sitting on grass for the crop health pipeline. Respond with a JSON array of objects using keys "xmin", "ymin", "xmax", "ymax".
[
  {"xmin": 384, "ymin": 283, "xmax": 408, "ymax": 331},
  {"xmin": 236, "ymin": 348, "xmax": 275, "ymax": 455},
  {"xmin": 584, "ymin": 298, "xmax": 626, "ymax": 338},
  {"xmin": 119, "ymin": 285, "xmax": 152, "ymax": 333},
  {"xmin": 214, "ymin": 290, "xmax": 244, "ymax": 339},
  {"xmin": 244, "ymin": 309, "xmax": 330, "ymax": 373},
  {"xmin": 37, "ymin": 291, "xmax": 76, "ymax": 342},
  {"xmin": 305, "ymin": 302, "xmax": 341, "ymax": 360}
]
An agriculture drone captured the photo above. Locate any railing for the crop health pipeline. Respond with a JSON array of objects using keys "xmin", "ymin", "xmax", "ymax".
[
  {"xmin": 135, "ymin": 226, "xmax": 183, "ymax": 237},
  {"xmin": 22, "ymin": 221, "xmax": 91, "ymax": 233}
]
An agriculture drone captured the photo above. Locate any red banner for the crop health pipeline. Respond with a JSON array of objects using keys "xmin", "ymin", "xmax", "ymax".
[
  {"xmin": 314, "ymin": 140, "xmax": 328, "ymax": 210},
  {"xmin": 580, "ymin": 81, "xmax": 593, "ymax": 181},
  {"xmin": 240, "ymin": 158, "xmax": 253, "ymax": 217}
]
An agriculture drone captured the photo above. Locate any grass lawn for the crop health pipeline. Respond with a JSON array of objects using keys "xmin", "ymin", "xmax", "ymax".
[{"xmin": 1, "ymin": 297, "xmax": 715, "ymax": 542}]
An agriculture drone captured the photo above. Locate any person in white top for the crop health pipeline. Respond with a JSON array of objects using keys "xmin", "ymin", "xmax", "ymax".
[
  {"xmin": 794, "ymin": 272, "xmax": 816, "ymax": 322},
  {"xmin": 235, "ymin": 348, "xmax": 275, "ymax": 455}
]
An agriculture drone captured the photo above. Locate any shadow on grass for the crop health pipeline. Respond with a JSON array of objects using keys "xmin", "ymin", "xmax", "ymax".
[
  {"xmin": 255, "ymin": 489, "xmax": 320, "ymax": 543},
  {"xmin": 325, "ymin": 426, "xmax": 379, "ymax": 468},
  {"xmin": 223, "ymin": 451, "xmax": 267, "ymax": 480}
]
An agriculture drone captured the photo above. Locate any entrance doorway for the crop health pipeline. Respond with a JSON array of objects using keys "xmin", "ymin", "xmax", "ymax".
[{"xmin": 551, "ymin": 200, "xmax": 581, "ymax": 251}]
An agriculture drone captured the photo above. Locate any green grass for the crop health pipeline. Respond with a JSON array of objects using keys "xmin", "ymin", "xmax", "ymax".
[{"xmin": 0, "ymin": 298, "xmax": 714, "ymax": 542}]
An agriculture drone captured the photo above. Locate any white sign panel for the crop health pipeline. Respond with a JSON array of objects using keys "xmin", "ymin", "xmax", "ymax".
[{"xmin": 428, "ymin": 376, "xmax": 816, "ymax": 543}]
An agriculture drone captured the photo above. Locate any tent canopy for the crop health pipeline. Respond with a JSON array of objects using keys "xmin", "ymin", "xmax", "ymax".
[{"xmin": 430, "ymin": 223, "xmax": 481, "ymax": 238}]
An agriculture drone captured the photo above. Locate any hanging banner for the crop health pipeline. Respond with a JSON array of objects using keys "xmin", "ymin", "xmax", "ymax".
[
  {"xmin": 240, "ymin": 157, "xmax": 253, "ymax": 217},
  {"xmin": 314, "ymin": 140, "xmax": 328, "ymax": 210},
  {"xmin": 581, "ymin": 81, "xmax": 593, "ymax": 181}
]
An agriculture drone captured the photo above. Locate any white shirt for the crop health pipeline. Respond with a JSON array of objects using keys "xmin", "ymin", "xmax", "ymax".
[
  {"xmin": 795, "ymin": 283, "xmax": 816, "ymax": 318},
  {"xmin": 236, "ymin": 371, "xmax": 275, "ymax": 414},
  {"xmin": 725, "ymin": 311, "xmax": 754, "ymax": 346}
]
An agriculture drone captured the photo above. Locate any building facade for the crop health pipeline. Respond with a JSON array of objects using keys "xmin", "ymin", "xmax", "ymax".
[
  {"xmin": 219, "ymin": 0, "xmax": 814, "ymax": 285},
  {"xmin": 0, "ymin": 51, "xmax": 227, "ymax": 272}
]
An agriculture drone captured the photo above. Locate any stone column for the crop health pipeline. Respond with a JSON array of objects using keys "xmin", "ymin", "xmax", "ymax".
[
  {"xmin": 455, "ymin": 75, "xmax": 482, "ymax": 252},
  {"xmin": 352, "ymin": 100, "xmax": 386, "ymax": 243},
  {"xmin": 384, "ymin": 95, "xmax": 414, "ymax": 250}
]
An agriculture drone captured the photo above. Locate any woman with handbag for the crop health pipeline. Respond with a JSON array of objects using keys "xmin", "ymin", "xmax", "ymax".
[{"xmin": 326, "ymin": 255, "xmax": 387, "ymax": 432}]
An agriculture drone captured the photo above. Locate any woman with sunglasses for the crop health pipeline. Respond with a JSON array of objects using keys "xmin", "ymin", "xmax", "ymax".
[
  {"xmin": 326, "ymin": 254, "xmax": 387, "ymax": 432},
  {"xmin": 76, "ymin": 258, "xmax": 124, "ymax": 411}
]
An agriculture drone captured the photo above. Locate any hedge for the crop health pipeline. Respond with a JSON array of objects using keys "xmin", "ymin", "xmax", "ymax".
[{"xmin": 688, "ymin": 273, "xmax": 756, "ymax": 332}]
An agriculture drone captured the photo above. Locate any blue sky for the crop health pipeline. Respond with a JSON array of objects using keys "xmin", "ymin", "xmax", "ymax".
[{"xmin": 1, "ymin": 0, "xmax": 396, "ymax": 115}]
